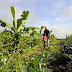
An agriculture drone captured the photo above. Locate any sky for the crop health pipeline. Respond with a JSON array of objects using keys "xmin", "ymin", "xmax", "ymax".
[{"xmin": 0, "ymin": 0, "xmax": 72, "ymax": 38}]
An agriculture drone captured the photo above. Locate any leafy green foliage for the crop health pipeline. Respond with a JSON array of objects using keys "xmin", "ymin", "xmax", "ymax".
[
  {"xmin": 22, "ymin": 26, "xmax": 39, "ymax": 37},
  {"xmin": 67, "ymin": 34, "xmax": 72, "ymax": 42},
  {"xmin": 21, "ymin": 11, "xmax": 29, "ymax": 20},
  {"xmin": 17, "ymin": 11, "xmax": 29, "ymax": 31},
  {"xmin": 17, "ymin": 19, "xmax": 22, "ymax": 30},
  {"xmin": 66, "ymin": 61, "xmax": 72, "ymax": 71},
  {"xmin": 39, "ymin": 26, "xmax": 44, "ymax": 35},
  {"xmin": 0, "ymin": 6, "xmax": 30, "ymax": 47},
  {"xmin": 50, "ymin": 34, "xmax": 57, "ymax": 40},
  {"xmin": 0, "ymin": 7, "xmax": 72, "ymax": 71},
  {"xmin": 0, "ymin": 7, "xmax": 29, "ymax": 32},
  {"xmin": 30, "ymin": 31, "xmax": 38, "ymax": 37},
  {"xmin": 26, "ymin": 58, "xmax": 53, "ymax": 72},
  {"xmin": 10, "ymin": 7, "xmax": 16, "ymax": 19},
  {"xmin": 1, "ymin": 31, "xmax": 72, "ymax": 71},
  {"xmin": 0, "ymin": 20, "xmax": 12, "ymax": 28},
  {"xmin": 1, "ymin": 22, "xmax": 6, "ymax": 27}
]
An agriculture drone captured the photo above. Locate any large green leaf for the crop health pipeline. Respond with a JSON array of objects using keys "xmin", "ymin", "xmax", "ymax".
[
  {"xmin": 13, "ymin": 20, "xmax": 15, "ymax": 27},
  {"xmin": 1, "ymin": 22, "xmax": 6, "ymax": 27},
  {"xmin": 17, "ymin": 11, "xmax": 29, "ymax": 31},
  {"xmin": 17, "ymin": 19, "xmax": 23, "ymax": 31},
  {"xmin": 39, "ymin": 26, "xmax": 44, "ymax": 35},
  {"xmin": 39, "ymin": 30, "xmax": 41, "ymax": 35},
  {"xmin": 0, "ymin": 20, "xmax": 12, "ymax": 28},
  {"xmin": 28, "ymin": 27, "xmax": 39, "ymax": 31},
  {"xmin": 33, "ymin": 58, "xmax": 39, "ymax": 71},
  {"xmin": 21, "ymin": 11, "xmax": 29, "ymax": 20},
  {"xmin": 30, "ymin": 31, "xmax": 38, "ymax": 37},
  {"xmin": 10, "ymin": 7, "xmax": 16, "ymax": 19},
  {"xmin": 50, "ymin": 31, "xmax": 52, "ymax": 33},
  {"xmin": 11, "ymin": 27, "xmax": 15, "ymax": 32},
  {"xmin": 10, "ymin": 7, "xmax": 17, "ymax": 31},
  {"xmin": 41, "ymin": 26, "xmax": 44, "ymax": 30}
]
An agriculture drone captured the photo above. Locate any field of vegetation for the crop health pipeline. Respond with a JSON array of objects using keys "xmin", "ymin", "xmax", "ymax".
[{"xmin": 0, "ymin": 7, "xmax": 72, "ymax": 72}]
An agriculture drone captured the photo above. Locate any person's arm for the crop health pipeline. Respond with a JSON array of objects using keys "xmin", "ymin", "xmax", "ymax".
[
  {"xmin": 44, "ymin": 30, "xmax": 45, "ymax": 33},
  {"xmin": 49, "ymin": 31, "xmax": 50, "ymax": 40}
]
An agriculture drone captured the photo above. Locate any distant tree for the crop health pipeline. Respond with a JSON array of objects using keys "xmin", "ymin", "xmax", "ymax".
[{"xmin": 67, "ymin": 34, "xmax": 72, "ymax": 42}]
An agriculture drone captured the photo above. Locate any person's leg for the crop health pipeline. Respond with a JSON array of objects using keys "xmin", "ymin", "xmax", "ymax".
[
  {"xmin": 43, "ymin": 41, "xmax": 46, "ymax": 49},
  {"xmin": 44, "ymin": 41, "xmax": 45, "ymax": 48},
  {"xmin": 47, "ymin": 36, "xmax": 49, "ymax": 46}
]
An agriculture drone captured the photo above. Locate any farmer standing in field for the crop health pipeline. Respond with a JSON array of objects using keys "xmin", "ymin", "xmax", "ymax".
[{"xmin": 44, "ymin": 26, "xmax": 50, "ymax": 46}]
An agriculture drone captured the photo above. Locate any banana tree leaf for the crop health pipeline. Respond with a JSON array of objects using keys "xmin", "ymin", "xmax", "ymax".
[
  {"xmin": 41, "ymin": 26, "xmax": 44, "ymax": 30},
  {"xmin": 11, "ymin": 27, "xmax": 15, "ymax": 32},
  {"xmin": 13, "ymin": 20, "xmax": 15, "ymax": 27},
  {"xmin": 50, "ymin": 31, "xmax": 52, "ymax": 33},
  {"xmin": 0, "ymin": 20, "xmax": 12, "ymax": 28},
  {"xmin": 10, "ymin": 7, "xmax": 17, "ymax": 30},
  {"xmin": 30, "ymin": 31, "xmax": 38, "ymax": 36},
  {"xmin": 17, "ymin": 11, "xmax": 29, "ymax": 31},
  {"xmin": 1, "ymin": 22, "xmax": 6, "ymax": 27},
  {"xmin": 21, "ymin": 11, "xmax": 29, "ymax": 20},
  {"xmin": 10, "ymin": 7, "xmax": 16, "ymax": 19},
  {"xmin": 22, "ymin": 24, "xmax": 26, "ymax": 28},
  {"xmin": 39, "ymin": 26, "xmax": 44, "ymax": 35},
  {"xmin": 39, "ymin": 30, "xmax": 42, "ymax": 34},
  {"xmin": 28, "ymin": 27, "xmax": 39, "ymax": 31},
  {"xmin": 17, "ymin": 19, "xmax": 23, "ymax": 31}
]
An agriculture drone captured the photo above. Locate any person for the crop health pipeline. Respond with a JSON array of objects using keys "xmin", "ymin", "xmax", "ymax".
[
  {"xmin": 43, "ymin": 33, "xmax": 47, "ymax": 50},
  {"xmin": 44, "ymin": 26, "xmax": 50, "ymax": 46}
]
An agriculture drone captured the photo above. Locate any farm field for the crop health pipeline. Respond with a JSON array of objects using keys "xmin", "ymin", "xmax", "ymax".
[
  {"xmin": 0, "ymin": 30, "xmax": 72, "ymax": 72},
  {"xmin": 0, "ymin": 7, "xmax": 72, "ymax": 72}
]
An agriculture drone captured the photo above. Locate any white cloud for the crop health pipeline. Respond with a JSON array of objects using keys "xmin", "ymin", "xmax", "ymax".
[
  {"xmin": 39, "ymin": 0, "xmax": 65, "ymax": 16},
  {"xmin": 53, "ymin": 0, "xmax": 65, "ymax": 9},
  {"xmin": 38, "ymin": 21, "xmax": 49, "ymax": 23},
  {"xmin": 55, "ymin": 18, "xmax": 61, "ymax": 21},
  {"xmin": 0, "ymin": 0, "xmax": 13, "ymax": 24},
  {"xmin": 26, "ymin": 8, "xmax": 39, "ymax": 24},
  {"xmin": 51, "ymin": 25, "xmax": 72, "ymax": 39},
  {"xmin": 39, "ymin": 7, "xmax": 58, "ymax": 15},
  {"xmin": 63, "ymin": 5, "xmax": 72, "ymax": 18}
]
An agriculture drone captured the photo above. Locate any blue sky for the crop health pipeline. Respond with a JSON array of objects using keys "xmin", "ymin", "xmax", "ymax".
[{"xmin": 0, "ymin": 0, "xmax": 72, "ymax": 38}]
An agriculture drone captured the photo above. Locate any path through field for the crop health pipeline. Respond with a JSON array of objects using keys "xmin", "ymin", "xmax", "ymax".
[
  {"xmin": 0, "ymin": 44, "xmax": 43, "ymax": 56},
  {"xmin": 0, "ymin": 43, "xmax": 67, "ymax": 71},
  {"xmin": 0, "ymin": 44, "xmax": 7, "ymax": 47},
  {"xmin": 24, "ymin": 48, "xmax": 43, "ymax": 56}
]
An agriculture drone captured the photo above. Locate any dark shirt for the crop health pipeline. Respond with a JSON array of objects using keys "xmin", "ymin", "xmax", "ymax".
[{"xmin": 44, "ymin": 29, "xmax": 50, "ymax": 36}]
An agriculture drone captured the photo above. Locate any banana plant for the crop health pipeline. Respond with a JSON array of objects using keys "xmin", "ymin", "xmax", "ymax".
[
  {"xmin": 23, "ymin": 26, "xmax": 39, "ymax": 37},
  {"xmin": 0, "ymin": 7, "xmax": 29, "ymax": 46},
  {"xmin": 29, "ymin": 27, "xmax": 39, "ymax": 37},
  {"xmin": 0, "ymin": 7, "xmax": 29, "ymax": 32}
]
